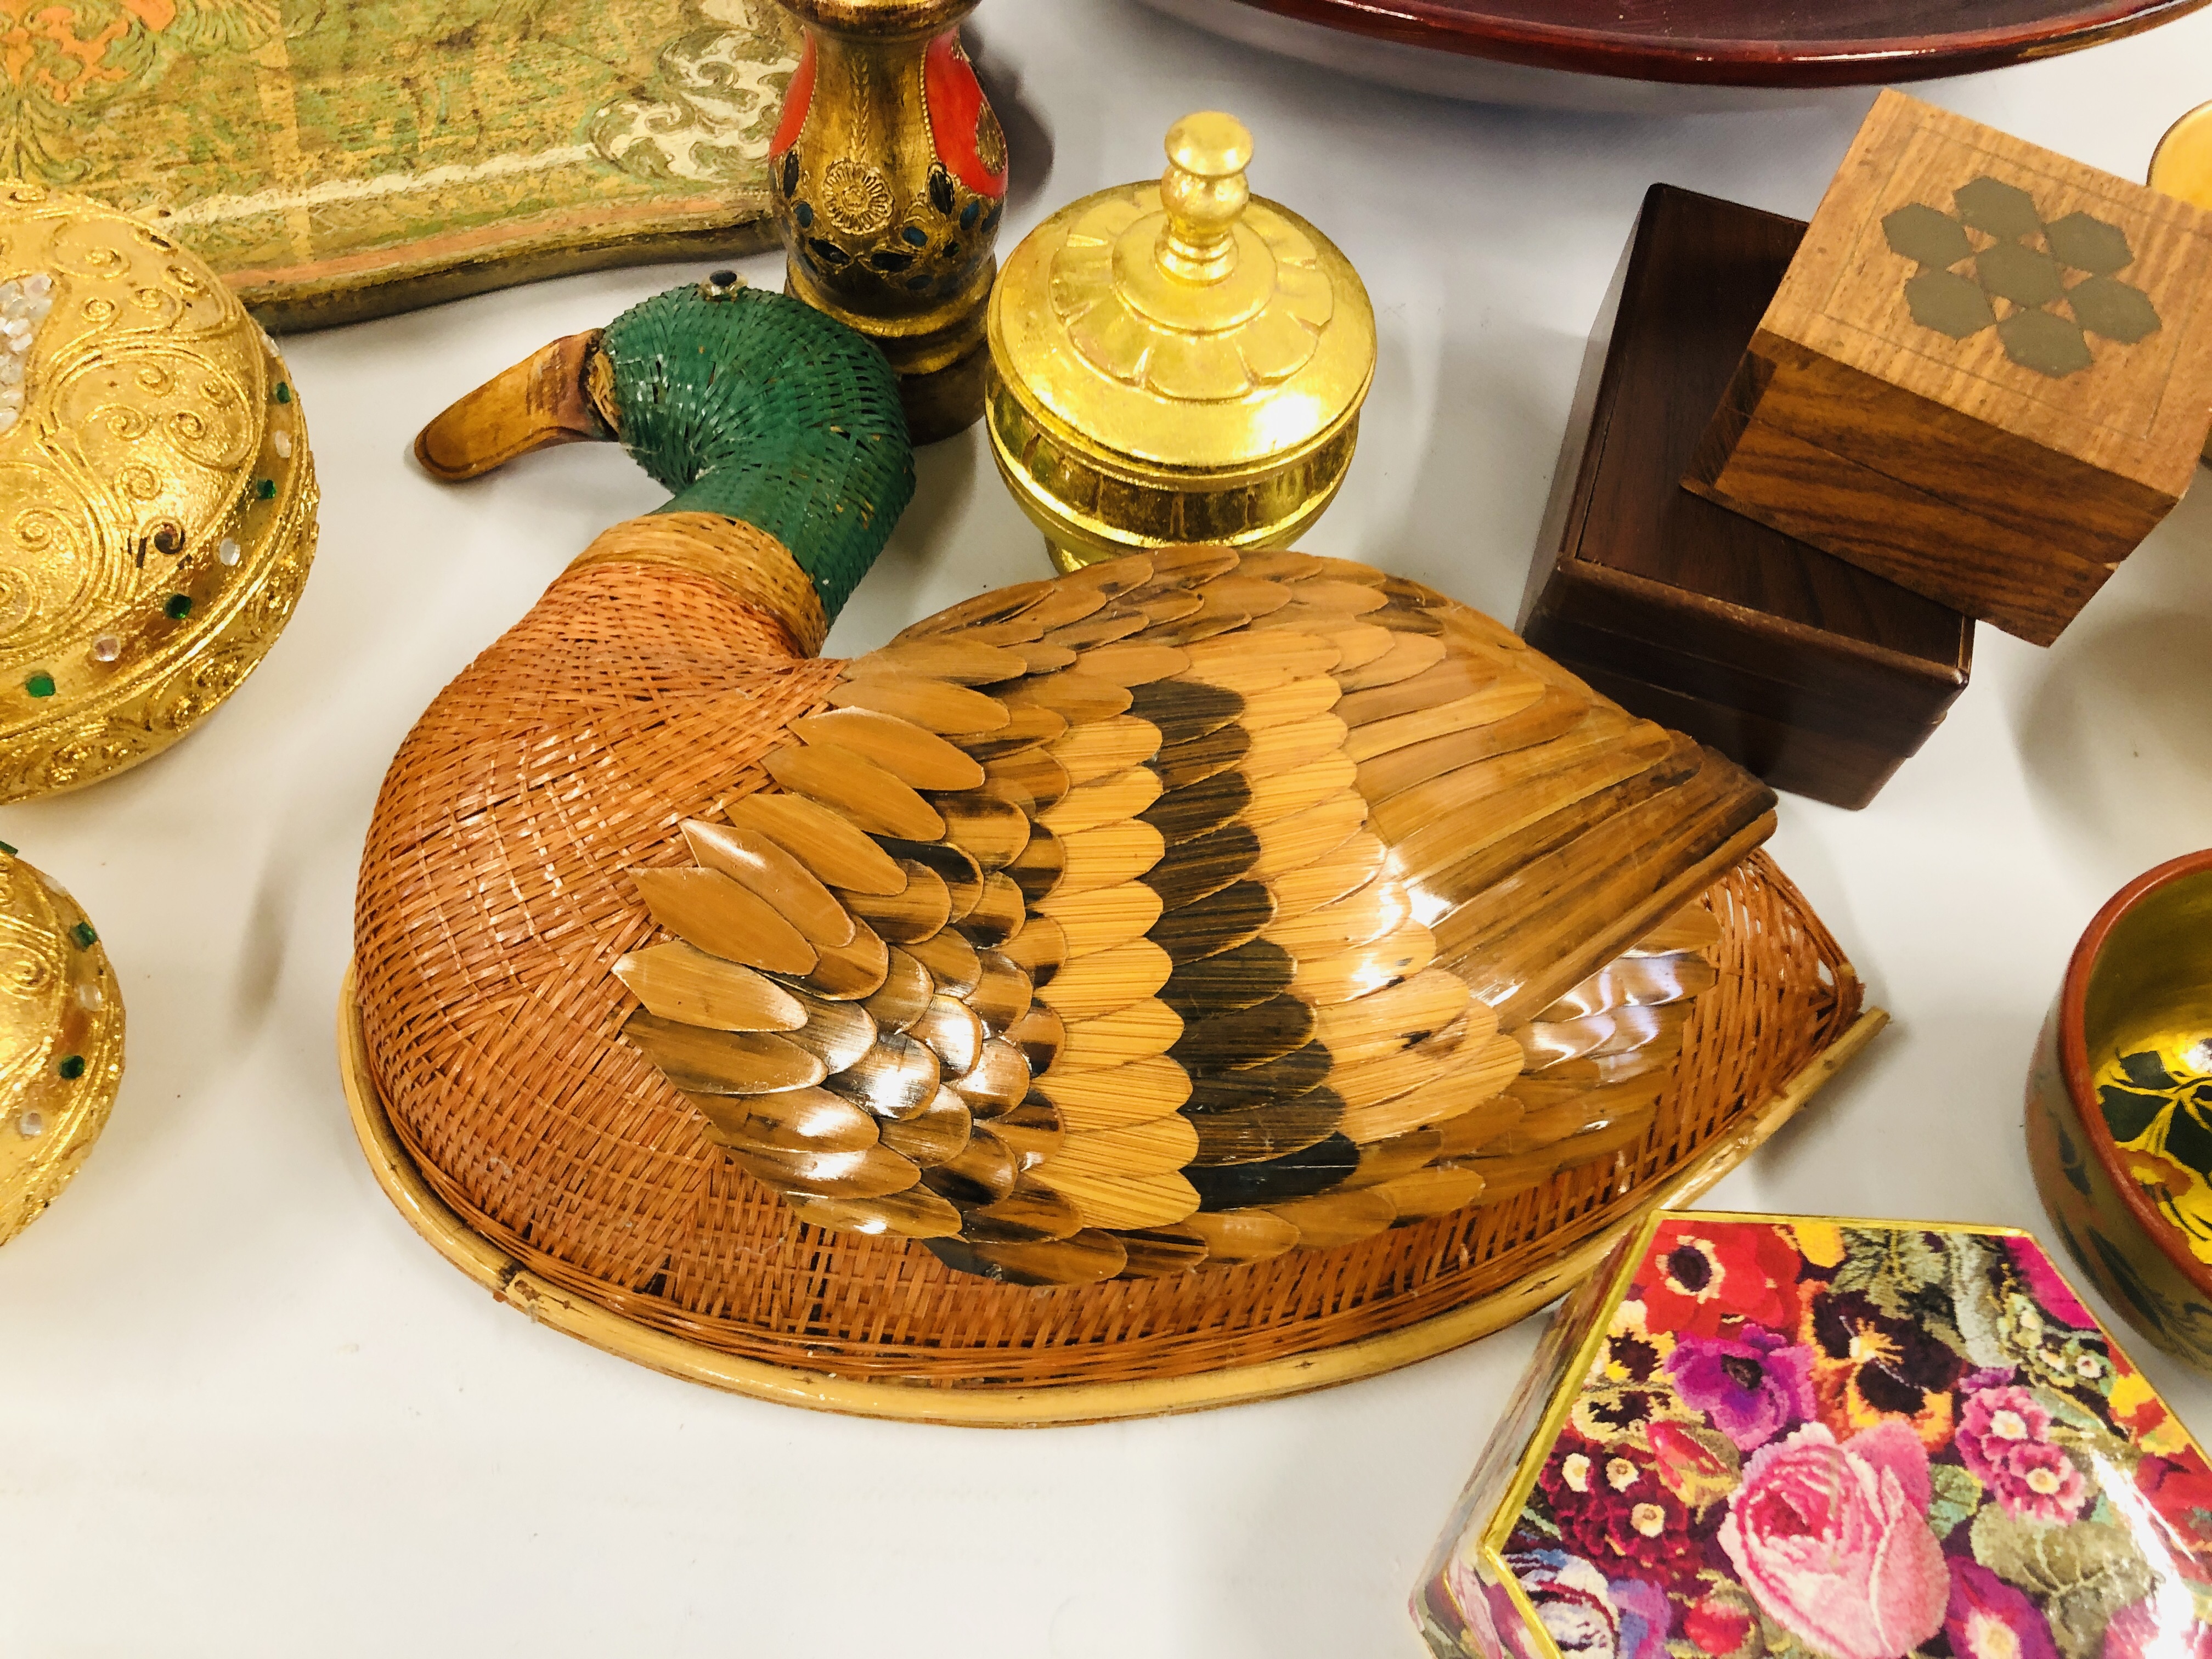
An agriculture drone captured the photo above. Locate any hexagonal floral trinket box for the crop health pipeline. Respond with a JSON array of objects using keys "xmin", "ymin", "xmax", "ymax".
[{"xmin": 1414, "ymin": 1210, "xmax": 2212, "ymax": 1659}]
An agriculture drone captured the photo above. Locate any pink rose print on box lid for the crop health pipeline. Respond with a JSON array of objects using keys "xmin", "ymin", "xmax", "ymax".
[
  {"xmin": 1412, "ymin": 1213, "xmax": 2212, "ymax": 1659},
  {"xmin": 1717, "ymin": 1420, "xmax": 1948, "ymax": 1659}
]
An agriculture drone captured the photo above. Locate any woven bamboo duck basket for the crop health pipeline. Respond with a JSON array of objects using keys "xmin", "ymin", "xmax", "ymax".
[
  {"xmin": 338, "ymin": 850, "xmax": 1879, "ymax": 1425},
  {"xmin": 348, "ymin": 281, "xmax": 1882, "ymax": 1425}
]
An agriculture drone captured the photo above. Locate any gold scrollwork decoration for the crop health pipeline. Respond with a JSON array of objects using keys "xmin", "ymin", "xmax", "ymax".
[{"xmin": 0, "ymin": 182, "xmax": 319, "ymax": 801}]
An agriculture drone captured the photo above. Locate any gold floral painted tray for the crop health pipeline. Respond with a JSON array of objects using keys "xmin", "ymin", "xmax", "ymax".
[{"xmin": 7, "ymin": 0, "xmax": 798, "ymax": 329}]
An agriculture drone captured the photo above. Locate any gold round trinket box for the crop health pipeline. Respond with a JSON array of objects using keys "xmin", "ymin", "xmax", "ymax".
[
  {"xmin": 986, "ymin": 112, "xmax": 1376, "ymax": 573},
  {"xmin": 0, "ymin": 182, "xmax": 319, "ymax": 802},
  {"xmin": 0, "ymin": 847, "xmax": 121, "ymax": 1246}
]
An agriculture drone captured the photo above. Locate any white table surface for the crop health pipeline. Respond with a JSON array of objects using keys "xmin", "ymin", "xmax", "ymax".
[{"xmin": 7, "ymin": 4, "xmax": 2212, "ymax": 1651}]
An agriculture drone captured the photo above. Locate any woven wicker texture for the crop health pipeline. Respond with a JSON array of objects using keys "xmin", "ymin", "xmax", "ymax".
[
  {"xmin": 566, "ymin": 513, "xmax": 831, "ymax": 657},
  {"xmin": 354, "ymin": 544, "xmax": 1859, "ymax": 1390},
  {"xmin": 604, "ymin": 285, "xmax": 914, "ymax": 622}
]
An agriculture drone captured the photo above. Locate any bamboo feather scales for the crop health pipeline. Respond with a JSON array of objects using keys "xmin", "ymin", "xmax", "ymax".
[{"xmin": 365, "ymin": 277, "xmax": 1789, "ymax": 1304}]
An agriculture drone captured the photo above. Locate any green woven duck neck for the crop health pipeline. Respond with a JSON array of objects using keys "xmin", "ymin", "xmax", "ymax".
[{"xmin": 599, "ymin": 284, "xmax": 915, "ymax": 624}]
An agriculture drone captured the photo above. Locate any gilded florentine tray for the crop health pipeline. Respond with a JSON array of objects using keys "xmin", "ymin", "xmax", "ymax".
[{"xmin": 5, "ymin": 0, "xmax": 799, "ymax": 329}]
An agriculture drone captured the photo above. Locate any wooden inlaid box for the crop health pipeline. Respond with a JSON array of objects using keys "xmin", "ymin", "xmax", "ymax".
[
  {"xmin": 1522, "ymin": 185, "xmax": 1972, "ymax": 811},
  {"xmin": 1685, "ymin": 91, "xmax": 2212, "ymax": 647}
]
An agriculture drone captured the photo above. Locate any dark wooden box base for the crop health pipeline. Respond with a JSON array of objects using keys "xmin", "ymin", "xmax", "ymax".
[{"xmin": 1519, "ymin": 184, "xmax": 1974, "ymax": 812}]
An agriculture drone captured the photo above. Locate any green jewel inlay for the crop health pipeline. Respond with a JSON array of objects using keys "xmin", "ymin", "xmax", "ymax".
[
  {"xmin": 25, "ymin": 672, "xmax": 54, "ymax": 698},
  {"xmin": 255, "ymin": 478, "xmax": 276, "ymax": 500},
  {"xmin": 164, "ymin": 594, "xmax": 193, "ymax": 620},
  {"xmin": 70, "ymin": 922, "xmax": 95, "ymax": 947},
  {"xmin": 0, "ymin": 840, "xmax": 16, "ymax": 856},
  {"xmin": 274, "ymin": 383, "xmax": 291, "ymax": 404},
  {"xmin": 57, "ymin": 1055, "xmax": 84, "ymax": 1081}
]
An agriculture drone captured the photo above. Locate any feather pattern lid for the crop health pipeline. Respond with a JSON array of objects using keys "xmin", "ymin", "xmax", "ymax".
[
  {"xmin": 0, "ymin": 182, "xmax": 318, "ymax": 802},
  {"xmin": 988, "ymin": 112, "xmax": 1375, "ymax": 475}
]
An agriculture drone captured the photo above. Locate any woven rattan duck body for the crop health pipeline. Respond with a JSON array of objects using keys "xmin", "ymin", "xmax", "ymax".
[{"xmin": 368, "ymin": 280, "xmax": 1776, "ymax": 1286}]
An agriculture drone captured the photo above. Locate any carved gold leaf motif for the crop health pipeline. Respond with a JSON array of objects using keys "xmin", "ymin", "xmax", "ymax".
[{"xmin": 821, "ymin": 159, "xmax": 895, "ymax": 235}]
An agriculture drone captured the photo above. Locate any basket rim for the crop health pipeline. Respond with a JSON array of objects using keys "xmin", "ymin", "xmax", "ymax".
[{"xmin": 335, "ymin": 967, "xmax": 1886, "ymax": 1427}]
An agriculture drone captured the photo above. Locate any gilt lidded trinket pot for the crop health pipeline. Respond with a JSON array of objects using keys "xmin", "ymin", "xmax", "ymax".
[
  {"xmin": 0, "ymin": 182, "xmax": 318, "ymax": 802},
  {"xmin": 352, "ymin": 267, "xmax": 1895, "ymax": 1414},
  {"xmin": 2152, "ymin": 102, "xmax": 2212, "ymax": 229},
  {"xmin": 988, "ymin": 111, "xmax": 1376, "ymax": 573},
  {"xmin": 1417, "ymin": 1210, "xmax": 2212, "ymax": 1659}
]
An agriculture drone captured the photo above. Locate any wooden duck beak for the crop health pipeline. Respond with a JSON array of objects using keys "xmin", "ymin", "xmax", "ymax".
[{"xmin": 413, "ymin": 329, "xmax": 614, "ymax": 482}]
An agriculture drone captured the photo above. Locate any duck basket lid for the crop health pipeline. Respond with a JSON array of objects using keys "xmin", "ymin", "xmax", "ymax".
[{"xmin": 0, "ymin": 182, "xmax": 318, "ymax": 802}]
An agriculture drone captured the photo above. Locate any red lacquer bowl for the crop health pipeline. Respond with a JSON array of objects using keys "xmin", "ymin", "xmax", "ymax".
[
  {"xmin": 1145, "ymin": 0, "xmax": 2212, "ymax": 89},
  {"xmin": 2028, "ymin": 851, "xmax": 2212, "ymax": 1377}
]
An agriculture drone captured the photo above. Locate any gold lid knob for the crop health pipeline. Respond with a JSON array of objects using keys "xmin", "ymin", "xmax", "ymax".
[{"xmin": 1156, "ymin": 112, "xmax": 1252, "ymax": 286}]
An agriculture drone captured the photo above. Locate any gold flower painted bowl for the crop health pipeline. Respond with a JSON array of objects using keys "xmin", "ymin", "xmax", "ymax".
[
  {"xmin": 0, "ymin": 846, "xmax": 122, "ymax": 1246},
  {"xmin": 0, "ymin": 181, "xmax": 318, "ymax": 802},
  {"xmin": 2028, "ymin": 850, "xmax": 2212, "ymax": 1373}
]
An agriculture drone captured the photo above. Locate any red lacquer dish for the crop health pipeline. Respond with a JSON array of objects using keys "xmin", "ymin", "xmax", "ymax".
[{"xmin": 1160, "ymin": 0, "xmax": 2212, "ymax": 87}]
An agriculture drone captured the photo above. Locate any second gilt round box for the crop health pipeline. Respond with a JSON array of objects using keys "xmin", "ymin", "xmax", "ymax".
[
  {"xmin": 0, "ymin": 848, "xmax": 122, "ymax": 1246},
  {"xmin": 0, "ymin": 182, "xmax": 319, "ymax": 803}
]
